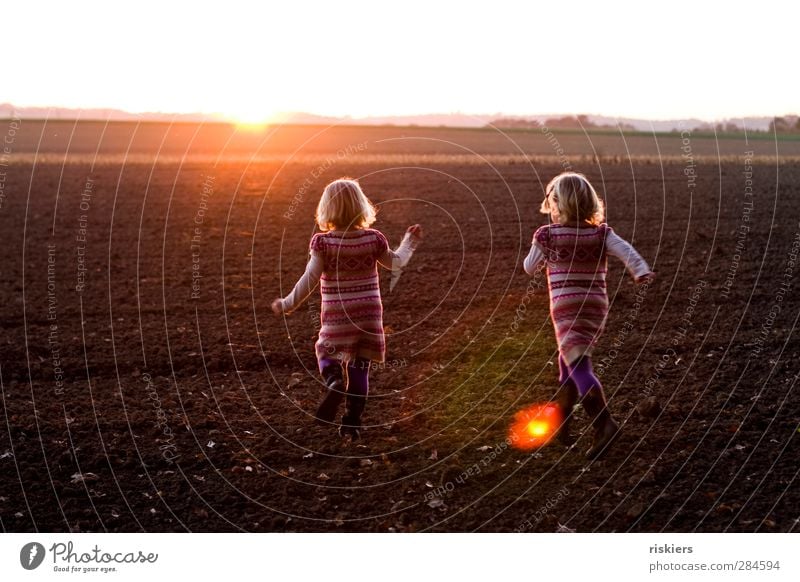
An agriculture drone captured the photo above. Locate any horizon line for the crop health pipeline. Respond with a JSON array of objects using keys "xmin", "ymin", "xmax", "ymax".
[{"xmin": 1, "ymin": 103, "xmax": 798, "ymax": 125}]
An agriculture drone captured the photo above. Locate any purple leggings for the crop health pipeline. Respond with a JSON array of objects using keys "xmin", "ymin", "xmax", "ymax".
[
  {"xmin": 319, "ymin": 357, "xmax": 369, "ymax": 397},
  {"xmin": 558, "ymin": 355, "xmax": 602, "ymax": 397}
]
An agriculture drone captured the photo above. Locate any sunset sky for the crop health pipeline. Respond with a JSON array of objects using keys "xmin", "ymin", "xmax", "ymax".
[{"xmin": 4, "ymin": 0, "xmax": 797, "ymax": 123}]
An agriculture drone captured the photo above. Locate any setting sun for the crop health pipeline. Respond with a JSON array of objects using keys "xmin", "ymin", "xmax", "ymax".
[{"xmin": 224, "ymin": 103, "xmax": 277, "ymax": 129}]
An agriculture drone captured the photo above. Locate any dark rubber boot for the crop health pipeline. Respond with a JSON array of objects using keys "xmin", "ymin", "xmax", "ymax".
[
  {"xmin": 338, "ymin": 393, "xmax": 366, "ymax": 441},
  {"xmin": 582, "ymin": 388, "xmax": 621, "ymax": 460},
  {"xmin": 315, "ymin": 364, "xmax": 345, "ymax": 423},
  {"xmin": 555, "ymin": 383, "xmax": 578, "ymax": 446}
]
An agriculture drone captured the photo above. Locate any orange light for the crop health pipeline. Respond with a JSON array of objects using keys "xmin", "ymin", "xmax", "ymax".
[
  {"xmin": 527, "ymin": 420, "xmax": 549, "ymax": 437},
  {"xmin": 509, "ymin": 403, "xmax": 562, "ymax": 450},
  {"xmin": 223, "ymin": 105, "xmax": 278, "ymax": 130}
]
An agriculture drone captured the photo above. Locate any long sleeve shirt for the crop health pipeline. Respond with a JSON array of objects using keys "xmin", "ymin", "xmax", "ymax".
[
  {"xmin": 279, "ymin": 231, "xmax": 419, "ymax": 313},
  {"xmin": 524, "ymin": 227, "xmax": 652, "ymax": 280}
]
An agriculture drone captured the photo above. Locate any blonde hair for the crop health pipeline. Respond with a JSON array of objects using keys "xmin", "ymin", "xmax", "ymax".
[
  {"xmin": 540, "ymin": 172, "xmax": 605, "ymax": 226},
  {"xmin": 315, "ymin": 178, "xmax": 377, "ymax": 231}
]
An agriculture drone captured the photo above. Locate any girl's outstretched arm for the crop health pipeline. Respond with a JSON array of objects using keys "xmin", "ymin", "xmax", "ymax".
[
  {"xmin": 605, "ymin": 230, "xmax": 653, "ymax": 281},
  {"xmin": 377, "ymin": 225, "xmax": 423, "ymax": 271},
  {"xmin": 274, "ymin": 252, "xmax": 324, "ymax": 314}
]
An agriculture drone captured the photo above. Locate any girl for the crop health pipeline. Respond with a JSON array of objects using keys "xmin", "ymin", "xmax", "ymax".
[
  {"xmin": 524, "ymin": 172, "xmax": 654, "ymax": 459},
  {"xmin": 272, "ymin": 178, "xmax": 422, "ymax": 440}
]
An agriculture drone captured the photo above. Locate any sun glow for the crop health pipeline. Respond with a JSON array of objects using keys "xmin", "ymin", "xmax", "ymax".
[
  {"xmin": 225, "ymin": 106, "xmax": 277, "ymax": 130},
  {"xmin": 3, "ymin": 2, "xmax": 798, "ymax": 123}
]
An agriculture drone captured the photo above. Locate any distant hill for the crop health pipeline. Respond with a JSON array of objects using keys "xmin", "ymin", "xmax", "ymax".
[
  {"xmin": 0, "ymin": 102, "xmax": 221, "ymax": 123},
  {"xmin": 0, "ymin": 102, "xmax": 791, "ymax": 132}
]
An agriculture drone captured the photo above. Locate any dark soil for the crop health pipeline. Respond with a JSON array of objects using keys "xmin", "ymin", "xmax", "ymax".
[{"xmin": 0, "ymin": 123, "xmax": 798, "ymax": 532}]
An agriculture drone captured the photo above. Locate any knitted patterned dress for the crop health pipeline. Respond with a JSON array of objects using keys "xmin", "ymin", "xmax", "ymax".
[
  {"xmin": 529, "ymin": 222, "xmax": 652, "ymax": 366},
  {"xmin": 279, "ymin": 228, "xmax": 418, "ymax": 364},
  {"xmin": 310, "ymin": 229, "xmax": 389, "ymax": 362}
]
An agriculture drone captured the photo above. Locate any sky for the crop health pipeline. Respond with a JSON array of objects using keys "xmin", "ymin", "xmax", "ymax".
[{"xmin": 3, "ymin": 0, "xmax": 798, "ymax": 123}]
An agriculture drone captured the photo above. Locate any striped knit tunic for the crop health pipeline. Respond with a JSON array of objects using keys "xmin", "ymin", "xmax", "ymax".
[
  {"xmin": 524, "ymin": 223, "xmax": 652, "ymax": 365},
  {"xmin": 280, "ymin": 228, "xmax": 418, "ymax": 363}
]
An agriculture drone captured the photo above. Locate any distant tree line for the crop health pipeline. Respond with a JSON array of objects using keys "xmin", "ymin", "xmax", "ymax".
[
  {"xmin": 767, "ymin": 116, "xmax": 800, "ymax": 133},
  {"xmin": 487, "ymin": 115, "xmax": 636, "ymax": 131},
  {"xmin": 691, "ymin": 115, "xmax": 799, "ymax": 134},
  {"xmin": 488, "ymin": 114, "xmax": 800, "ymax": 134},
  {"xmin": 698, "ymin": 115, "xmax": 800, "ymax": 133}
]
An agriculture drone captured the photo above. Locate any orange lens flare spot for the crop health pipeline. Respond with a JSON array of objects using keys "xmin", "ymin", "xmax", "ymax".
[
  {"xmin": 527, "ymin": 420, "xmax": 549, "ymax": 437},
  {"xmin": 509, "ymin": 403, "xmax": 562, "ymax": 450}
]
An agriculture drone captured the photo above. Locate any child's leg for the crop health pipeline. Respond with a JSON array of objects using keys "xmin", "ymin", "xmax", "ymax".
[
  {"xmin": 557, "ymin": 355, "xmax": 572, "ymax": 387},
  {"xmin": 315, "ymin": 357, "xmax": 346, "ymax": 423},
  {"xmin": 564, "ymin": 355, "xmax": 601, "ymax": 397},
  {"xmin": 346, "ymin": 358, "xmax": 370, "ymax": 399},
  {"xmin": 318, "ymin": 356, "xmax": 340, "ymax": 374},
  {"xmin": 556, "ymin": 356, "xmax": 579, "ymax": 445},
  {"xmin": 340, "ymin": 358, "xmax": 369, "ymax": 438},
  {"xmin": 567, "ymin": 356, "xmax": 620, "ymax": 459}
]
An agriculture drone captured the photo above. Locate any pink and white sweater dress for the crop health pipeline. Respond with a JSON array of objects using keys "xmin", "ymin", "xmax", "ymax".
[
  {"xmin": 524, "ymin": 223, "xmax": 652, "ymax": 365},
  {"xmin": 280, "ymin": 228, "xmax": 418, "ymax": 363}
]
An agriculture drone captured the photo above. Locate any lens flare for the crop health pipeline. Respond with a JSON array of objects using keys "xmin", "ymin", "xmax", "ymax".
[{"xmin": 509, "ymin": 403, "xmax": 562, "ymax": 450}]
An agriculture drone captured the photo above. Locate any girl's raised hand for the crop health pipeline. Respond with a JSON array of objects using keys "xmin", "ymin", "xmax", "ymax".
[
  {"xmin": 636, "ymin": 272, "xmax": 656, "ymax": 286},
  {"xmin": 271, "ymin": 298, "xmax": 284, "ymax": 315},
  {"xmin": 407, "ymin": 224, "xmax": 423, "ymax": 240}
]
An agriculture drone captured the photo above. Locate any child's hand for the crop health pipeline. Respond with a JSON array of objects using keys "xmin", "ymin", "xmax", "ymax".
[
  {"xmin": 636, "ymin": 272, "xmax": 656, "ymax": 285},
  {"xmin": 271, "ymin": 298, "xmax": 284, "ymax": 315},
  {"xmin": 407, "ymin": 224, "xmax": 423, "ymax": 240}
]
